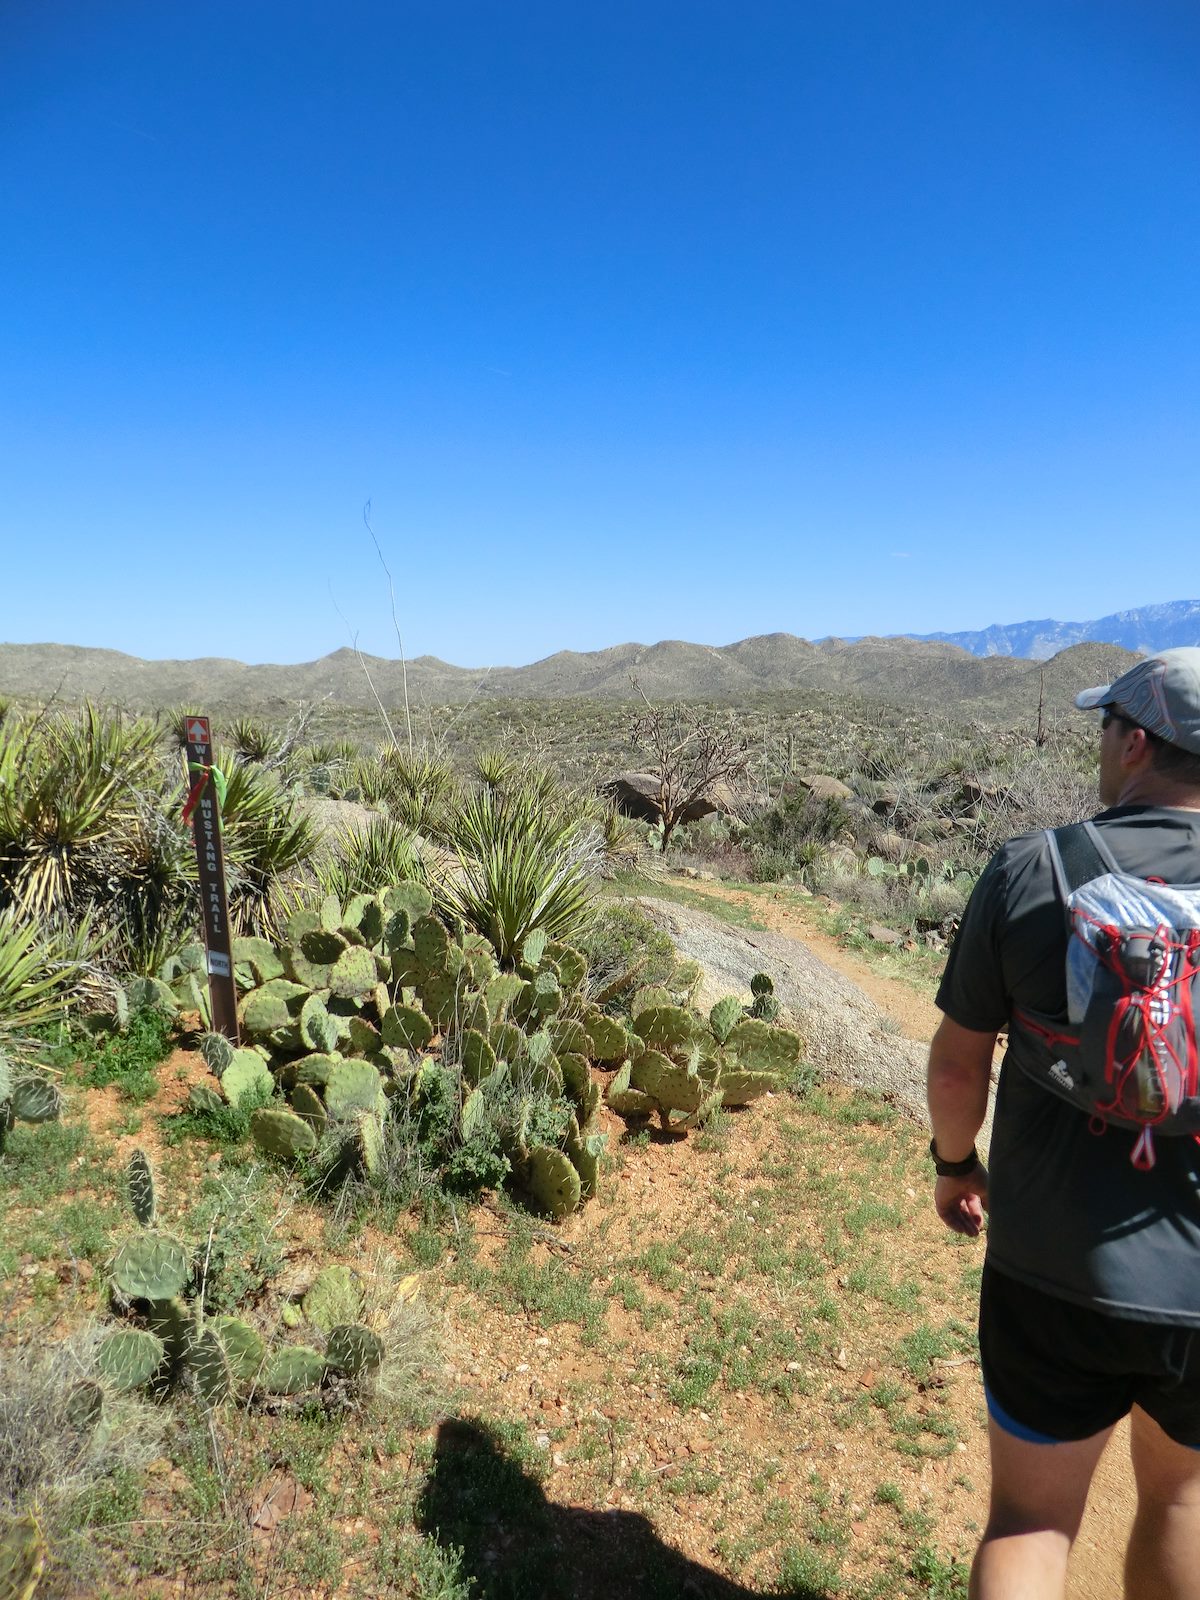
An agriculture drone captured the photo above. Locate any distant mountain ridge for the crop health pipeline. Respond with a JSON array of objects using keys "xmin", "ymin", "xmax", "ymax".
[
  {"xmin": 0, "ymin": 635, "xmax": 1141, "ymax": 724},
  {"xmin": 910, "ymin": 598, "xmax": 1200, "ymax": 660}
]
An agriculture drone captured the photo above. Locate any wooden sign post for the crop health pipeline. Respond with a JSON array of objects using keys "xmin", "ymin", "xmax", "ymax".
[{"xmin": 182, "ymin": 715, "xmax": 240, "ymax": 1042}]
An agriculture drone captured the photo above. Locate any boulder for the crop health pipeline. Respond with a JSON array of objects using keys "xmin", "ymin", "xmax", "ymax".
[
  {"xmin": 601, "ymin": 771, "xmax": 738, "ymax": 826},
  {"xmin": 799, "ymin": 774, "xmax": 855, "ymax": 803}
]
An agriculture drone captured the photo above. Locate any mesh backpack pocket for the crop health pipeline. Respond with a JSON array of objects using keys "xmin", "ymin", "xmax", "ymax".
[{"xmin": 1013, "ymin": 821, "xmax": 1200, "ymax": 1169}]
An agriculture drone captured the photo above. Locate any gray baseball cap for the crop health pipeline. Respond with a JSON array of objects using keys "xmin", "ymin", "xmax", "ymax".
[{"xmin": 1075, "ymin": 647, "xmax": 1200, "ymax": 754}]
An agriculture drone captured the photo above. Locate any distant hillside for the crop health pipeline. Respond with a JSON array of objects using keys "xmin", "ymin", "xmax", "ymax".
[
  {"xmin": 912, "ymin": 598, "xmax": 1200, "ymax": 659},
  {"xmin": 0, "ymin": 635, "xmax": 1141, "ymax": 724}
]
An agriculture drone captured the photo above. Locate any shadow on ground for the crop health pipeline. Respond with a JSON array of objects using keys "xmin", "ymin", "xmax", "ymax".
[{"xmin": 416, "ymin": 1417, "xmax": 835, "ymax": 1600}]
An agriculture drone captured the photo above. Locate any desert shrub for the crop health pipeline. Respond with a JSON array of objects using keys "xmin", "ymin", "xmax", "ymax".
[
  {"xmin": 576, "ymin": 900, "xmax": 677, "ymax": 997},
  {"xmin": 0, "ymin": 1324, "xmax": 163, "ymax": 1590}
]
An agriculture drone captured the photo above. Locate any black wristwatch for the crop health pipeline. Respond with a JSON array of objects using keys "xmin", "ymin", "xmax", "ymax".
[{"xmin": 929, "ymin": 1137, "xmax": 979, "ymax": 1178}]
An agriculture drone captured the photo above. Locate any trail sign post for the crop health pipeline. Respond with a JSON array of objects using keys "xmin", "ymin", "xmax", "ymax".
[{"xmin": 182, "ymin": 715, "xmax": 240, "ymax": 1042}]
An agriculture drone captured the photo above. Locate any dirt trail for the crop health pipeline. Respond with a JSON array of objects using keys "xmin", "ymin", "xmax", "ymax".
[{"xmin": 678, "ymin": 879, "xmax": 1134, "ymax": 1600}]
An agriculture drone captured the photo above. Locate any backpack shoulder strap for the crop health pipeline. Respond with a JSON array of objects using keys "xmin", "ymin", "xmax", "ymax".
[{"xmin": 1045, "ymin": 820, "xmax": 1120, "ymax": 902}]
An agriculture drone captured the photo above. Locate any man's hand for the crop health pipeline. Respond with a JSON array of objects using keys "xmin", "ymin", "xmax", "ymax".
[{"xmin": 934, "ymin": 1164, "xmax": 989, "ymax": 1237}]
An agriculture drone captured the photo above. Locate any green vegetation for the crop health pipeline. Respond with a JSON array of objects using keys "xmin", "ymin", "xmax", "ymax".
[{"xmin": 0, "ymin": 686, "xmax": 1063, "ymax": 1597}]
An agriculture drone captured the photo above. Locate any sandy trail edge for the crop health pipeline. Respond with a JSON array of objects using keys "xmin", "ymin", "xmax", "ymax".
[{"xmin": 641, "ymin": 883, "xmax": 1134, "ymax": 1599}]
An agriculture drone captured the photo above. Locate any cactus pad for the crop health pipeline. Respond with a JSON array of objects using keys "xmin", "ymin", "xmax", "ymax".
[
  {"xmin": 250, "ymin": 1107, "xmax": 318, "ymax": 1162},
  {"xmin": 127, "ymin": 1149, "xmax": 156, "ymax": 1226},
  {"xmin": 299, "ymin": 994, "xmax": 340, "ymax": 1053},
  {"xmin": 544, "ymin": 942, "xmax": 587, "ymax": 991},
  {"xmin": 605, "ymin": 1060, "xmax": 656, "ymax": 1117},
  {"xmin": 632, "ymin": 1006, "xmax": 697, "ymax": 1055},
  {"xmin": 188, "ymin": 1325, "xmax": 233, "ymax": 1405},
  {"xmin": 486, "ymin": 972, "xmax": 524, "ymax": 1019},
  {"xmin": 111, "ymin": 1233, "xmax": 191, "ymax": 1301},
  {"xmin": 719, "ymin": 1069, "xmax": 781, "ymax": 1106},
  {"xmin": 221, "ymin": 1051, "xmax": 274, "ymax": 1108},
  {"xmin": 708, "ymin": 997, "xmax": 743, "ymax": 1044},
  {"xmin": 558, "ymin": 1052, "xmax": 591, "ymax": 1101},
  {"xmin": 383, "ymin": 881, "xmax": 434, "ymax": 922},
  {"xmin": 302, "ymin": 1264, "xmax": 365, "ymax": 1333},
  {"xmin": 565, "ymin": 1124, "xmax": 606, "ymax": 1199},
  {"xmin": 325, "ymin": 1322, "xmax": 384, "ymax": 1379},
  {"xmin": 526, "ymin": 1144, "xmax": 581, "ymax": 1218},
  {"xmin": 240, "ymin": 989, "xmax": 292, "ymax": 1036},
  {"xmin": 460, "ymin": 1029, "xmax": 496, "ymax": 1085},
  {"xmin": 10, "ymin": 1074, "xmax": 62, "ymax": 1124},
  {"xmin": 725, "ymin": 1019, "xmax": 801, "ymax": 1073},
  {"xmin": 324, "ymin": 1060, "xmax": 384, "ymax": 1120},
  {"xmin": 521, "ymin": 928, "xmax": 548, "ymax": 968},
  {"xmin": 413, "ymin": 915, "xmax": 450, "ymax": 972},
  {"xmin": 329, "ymin": 944, "xmax": 378, "ymax": 1000},
  {"xmin": 231, "ymin": 936, "xmax": 286, "ymax": 984},
  {"xmin": 550, "ymin": 1019, "xmax": 589, "ymax": 1057},
  {"xmin": 127, "ymin": 975, "xmax": 180, "ymax": 1016},
  {"xmin": 261, "ymin": 1346, "xmax": 326, "ymax": 1395},
  {"xmin": 630, "ymin": 1051, "xmax": 705, "ymax": 1113},
  {"xmin": 289, "ymin": 1082, "xmax": 327, "ymax": 1129},
  {"xmin": 382, "ymin": 1004, "xmax": 434, "ymax": 1051},
  {"xmin": 209, "ymin": 1317, "xmax": 266, "ymax": 1381},
  {"xmin": 631, "ymin": 985, "xmax": 676, "ymax": 1018},
  {"xmin": 584, "ymin": 1013, "xmax": 630, "ymax": 1062},
  {"xmin": 95, "ymin": 1328, "xmax": 166, "ymax": 1392},
  {"xmin": 188, "ymin": 1083, "xmax": 225, "ymax": 1114}
]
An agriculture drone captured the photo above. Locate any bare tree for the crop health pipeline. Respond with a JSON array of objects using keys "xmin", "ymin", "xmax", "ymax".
[{"xmin": 628, "ymin": 682, "xmax": 751, "ymax": 852}]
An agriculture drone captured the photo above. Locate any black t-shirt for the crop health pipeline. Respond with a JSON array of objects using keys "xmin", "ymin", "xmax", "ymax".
[{"xmin": 937, "ymin": 805, "xmax": 1200, "ymax": 1324}]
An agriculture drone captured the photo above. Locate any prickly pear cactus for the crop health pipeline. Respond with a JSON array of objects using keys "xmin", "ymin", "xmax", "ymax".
[
  {"xmin": 111, "ymin": 1234, "xmax": 191, "ymax": 1302},
  {"xmin": 0, "ymin": 1513, "xmax": 46, "ymax": 1600},
  {"xmin": 709, "ymin": 996, "xmax": 743, "ymax": 1045},
  {"xmin": 127, "ymin": 1149, "xmax": 157, "ymax": 1227},
  {"xmin": 261, "ymin": 1345, "xmax": 326, "ymax": 1395},
  {"xmin": 209, "ymin": 1317, "xmax": 266, "ymax": 1381},
  {"xmin": 525, "ymin": 1145, "xmax": 581, "ymax": 1218},
  {"xmin": 250, "ymin": 1107, "xmax": 318, "ymax": 1163},
  {"xmin": 220, "ymin": 1050, "xmax": 273, "ymax": 1108},
  {"xmin": 302, "ymin": 1265, "xmax": 365, "ymax": 1333},
  {"xmin": 95, "ymin": 1328, "xmax": 166, "ymax": 1392},
  {"xmin": 325, "ymin": 1322, "xmax": 384, "ymax": 1379},
  {"xmin": 9, "ymin": 1073, "xmax": 62, "ymax": 1125},
  {"xmin": 187, "ymin": 1325, "xmax": 233, "ymax": 1406}
]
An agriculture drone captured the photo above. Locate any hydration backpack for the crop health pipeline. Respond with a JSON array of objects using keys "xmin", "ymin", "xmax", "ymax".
[{"xmin": 1012, "ymin": 820, "xmax": 1200, "ymax": 1170}]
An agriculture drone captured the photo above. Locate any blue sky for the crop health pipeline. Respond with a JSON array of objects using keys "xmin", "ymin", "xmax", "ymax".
[{"xmin": 3, "ymin": 1, "xmax": 1199, "ymax": 667}]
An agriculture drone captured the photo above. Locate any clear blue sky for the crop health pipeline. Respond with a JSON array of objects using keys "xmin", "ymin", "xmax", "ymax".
[{"xmin": 3, "ymin": 1, "xmax": 1199, "ymax": 666}]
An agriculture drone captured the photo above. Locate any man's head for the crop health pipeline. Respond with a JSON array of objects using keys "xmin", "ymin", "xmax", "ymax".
[{"xmin": 1075, "ymin": 648, "xmax": 1200, "ymax": 806}]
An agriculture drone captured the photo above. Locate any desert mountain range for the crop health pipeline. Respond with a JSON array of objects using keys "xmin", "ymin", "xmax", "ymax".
[{"xmin": 0, "ymin": 635, "xmax": 1142, "ymax": 722}]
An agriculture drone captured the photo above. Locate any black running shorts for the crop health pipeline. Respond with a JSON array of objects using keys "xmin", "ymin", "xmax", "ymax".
[{"xmin": 979, "ymin": 1263, "xmax": 1200, "ymax": 1448}]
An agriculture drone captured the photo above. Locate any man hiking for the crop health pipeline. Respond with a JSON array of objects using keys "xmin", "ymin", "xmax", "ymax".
[{"xmin": 927, "ymin": 646, "xmax": 1200, "ymax": 1600}]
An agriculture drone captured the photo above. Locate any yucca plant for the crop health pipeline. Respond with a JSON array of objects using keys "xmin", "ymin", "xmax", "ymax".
[
  {"xmin": 0, "ymin": 706, "xmax": 163, "ymax": 921},
  {"xmin": 373, "ymin": 748, "xmax": 461, "ymax": 833},
  {"xmin": 440, "ymin": 781, "xmax": 599, "ymax": 965},
  {"xmin": 214, "ymin": 748, "xmax": 322, "ymax": 936},
  {"xmin": 475, "ymin": 747, "xmax": 518, "ymax": 790},
  {"xmin": 0, "ymin": 908, "xmax": 94, "ymax": 1058},
  {"xmin": 227, "ymin": 717, "xmax": 285, "ymax": 765},
  {"xmin": 315, "ymin": 815, "xmax": 427, "ymax": 901}
]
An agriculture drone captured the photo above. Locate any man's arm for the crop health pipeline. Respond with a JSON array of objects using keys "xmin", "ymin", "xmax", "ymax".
[{"xmin": 926, "ymin": 1014, "xmax": 997, "ymax": 1237}]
